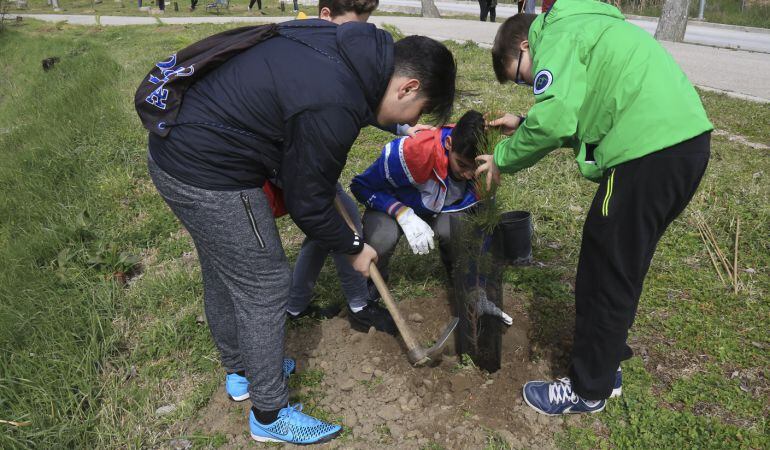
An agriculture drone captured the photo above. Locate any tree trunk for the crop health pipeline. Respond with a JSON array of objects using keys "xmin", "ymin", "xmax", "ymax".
[
  {"xmin": 421, "ymin": 0, "xmax": 441, "ymax": 18},
  {"xmin": 655, "ymin": 0, "xmax": 690, "ymax": 42}
]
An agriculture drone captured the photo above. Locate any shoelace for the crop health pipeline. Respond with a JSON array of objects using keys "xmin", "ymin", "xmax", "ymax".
[
  {"xmin": 548, "ymin": 378, "xmax": 579, "ymax": 405},
  {"xmin": 280, "ymin": 403, "xmax": 320, "ymax": 427}
]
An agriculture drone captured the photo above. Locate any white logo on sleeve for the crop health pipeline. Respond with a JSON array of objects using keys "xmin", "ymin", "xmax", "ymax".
[{"xmin": 533, "ymin": 70, "xmax": 553, "ymax": 95}]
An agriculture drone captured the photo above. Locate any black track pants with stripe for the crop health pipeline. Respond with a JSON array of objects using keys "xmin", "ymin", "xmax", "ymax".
[{"xmin": 570, "ymin": 132, "xmax": 711, "ymax": 400}]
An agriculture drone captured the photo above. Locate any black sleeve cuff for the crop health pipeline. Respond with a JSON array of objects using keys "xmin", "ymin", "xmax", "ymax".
[{"xmin": 341, "ymin": 230, "xmax": 364, "ymax": 255}]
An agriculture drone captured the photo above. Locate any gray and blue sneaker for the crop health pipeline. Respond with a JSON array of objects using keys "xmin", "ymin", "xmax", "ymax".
[
  {"xmin": 523, "ymin": 377, "xmax": 606, "ymax": 416},
  {"xmin": 283, "ymin": 358, "xmax": 297, "ymax": 377},
  {"xmin": 226, "ymin": 358, "xmax": 297, "ymax": 402},
  {"xmin": 249, "ymin": 404, "xmax": 342, "ymax": 444}
]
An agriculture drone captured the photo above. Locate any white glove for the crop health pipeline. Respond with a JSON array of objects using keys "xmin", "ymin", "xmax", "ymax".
[
  {"xmin": 395, "ymin": 208, "xmax": 435, "ymax": 255},
  {"xmin": 474, "ymin": 289, "xmax": 513, "ymax": 326}
]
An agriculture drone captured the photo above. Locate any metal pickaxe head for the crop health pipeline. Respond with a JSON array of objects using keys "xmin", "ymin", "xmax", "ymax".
[{"xmin": 407, "ymin": 316, "xmax": 459, "ymax": 366}]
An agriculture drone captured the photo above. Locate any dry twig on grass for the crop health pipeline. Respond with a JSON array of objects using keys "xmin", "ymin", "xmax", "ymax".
[
  {"xmin": 695, "ymin": 215, "xmax": 741, "ymax": 293},
  {"xmin": 699, "ymin": 225, "xmax": 726, "ymax": 285},
  {"xmin": 0, "ymin": 419, "xmax": 32, "ymax": 427}
]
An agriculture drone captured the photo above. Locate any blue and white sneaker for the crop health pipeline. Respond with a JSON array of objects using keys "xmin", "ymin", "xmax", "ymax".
[
  {"xmin": 249, "ymin": 404, "xmax": 342, "ymax": 444},
  {"xmin": 226, "ymin": 358, "xmax": 297, "ymax": 402},
  {"xmin": 611, "ymin": 367, "xmax": 622, "ymax": 398},
  {"xmin": 523, "ymin": 377, "xmax": 606, "ymax": 416},
  {"xmin": 226, "ymin": 372, "xmax": 251, "ymax": 402}
]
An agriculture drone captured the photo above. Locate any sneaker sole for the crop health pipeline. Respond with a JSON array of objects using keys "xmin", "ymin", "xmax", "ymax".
[
  {"xmin": 250, "ymin": 433, "xmax": 282, "ymax": 443},
  {"xmin": 610, "ymin": 386, "xmax": 622, "ymax": 398},
  {"xmin": 348, "ymin": 318, "xmax": 372, "ymax": 333},
  {"xmin": 348, "ymin": 316, "xmax": 398, "ymax": 336},
  {"xmin": 522, "ymin": 386, "xmax": 607, "ymax": 416},
  {"xmin": 228, "ymin": 393, "xmax": 249, "ymax": 402},
  {"xmin": 250, "ymin": 428, "xmax": 342, "ymax": 445}
]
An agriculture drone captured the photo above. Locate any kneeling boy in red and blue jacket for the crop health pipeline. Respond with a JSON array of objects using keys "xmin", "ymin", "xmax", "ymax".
[
  {"xmin": 351, "ymin": 110, "xmax": 511, "ymax": 326},
  {"xmin": 351, "ymin": 110, "xmax": 483, "ymax": 281}
]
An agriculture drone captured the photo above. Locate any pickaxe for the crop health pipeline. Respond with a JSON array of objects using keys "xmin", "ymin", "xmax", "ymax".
[{"xmin": 334, "ymin": 196, "xmax": 459, "ymax": 366}]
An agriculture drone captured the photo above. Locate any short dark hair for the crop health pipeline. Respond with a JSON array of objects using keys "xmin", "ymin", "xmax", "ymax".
[
  {"xmin": 318, "ymin": 0, "xmax": 378, "ymax": 17},
  {"xmin": 450, "ymin": 110, "xmax": 485, "ymax": 160},
  {"xmin": 393, "ymin": 36, "xmax": 456, "ymax": 125},
  {"xmin": 491, "ymin": 13, "xmax": 537, "ymax": 84}
]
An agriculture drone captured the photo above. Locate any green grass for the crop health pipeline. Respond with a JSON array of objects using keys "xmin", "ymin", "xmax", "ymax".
[
  {"xmin": 560, "ymin": 359, "xmax": 768, "ymax": 449},
  {"xmin": 0, "ymin": 18, "xmax": 768, "ymax": 449},
  {"xmin": 699, "ymin": 90, "xmax": 770, "ymax": 144},
  {"xmin": 484, "ymin": 429, "xmax": 513, "ymax": 450}
]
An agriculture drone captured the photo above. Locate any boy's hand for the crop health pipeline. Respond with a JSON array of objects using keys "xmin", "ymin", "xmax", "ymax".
[
  {"xmin": 348, "ymin": 243, "xmax": 378, "ymax": 278},
  {"xmin": 487, "ymin": 113, "xmax": 523, "ymax": 136},
  {"xmin": 395, "ymin": 208, "xmax": 435, "ymax": 255},
  {"xmin": 404, "ymin": 124, "xmax": 435, "ymax": 137},
  {"xmin": 475, "ymin": 154, "xmax": 501, "ymax": 191},
  {"xmin": 475, "ymin": 288, "xmax": 513, "ymax": 326}
]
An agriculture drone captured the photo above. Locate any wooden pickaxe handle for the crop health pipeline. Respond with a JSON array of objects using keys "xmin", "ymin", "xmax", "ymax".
[{"xmin": 333, "ymin": 196, "xmax": 427, "ymax": 363}]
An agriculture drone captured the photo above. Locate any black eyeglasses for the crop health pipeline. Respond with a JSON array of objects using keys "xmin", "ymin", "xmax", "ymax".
[{"xmin": 514, "ymin": 50, "xmax": 529, "ymax": 86}]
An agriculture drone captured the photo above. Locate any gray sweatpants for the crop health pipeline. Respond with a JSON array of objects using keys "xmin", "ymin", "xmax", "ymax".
[
  {"xmin": 287, "ymin": 184, "xmax": 369, "ymax": 314},
  {"xmin": 148, "ymin": 156, "xmax": 289, "ymax": 411}
]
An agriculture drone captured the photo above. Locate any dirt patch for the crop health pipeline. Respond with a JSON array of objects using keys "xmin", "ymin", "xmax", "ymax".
[
  {"xmin": 180, "ymin": 288, "xmax": 581, "ymax": 449},
  {"xmin": 713, "ymin": 129, "xmax": 769, "ymax": 150}
]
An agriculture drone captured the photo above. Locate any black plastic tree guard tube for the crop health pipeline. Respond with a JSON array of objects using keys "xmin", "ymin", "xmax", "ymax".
[{"xmin": 450, "ymin": 214, "xmax": 505, "ymax": 373}]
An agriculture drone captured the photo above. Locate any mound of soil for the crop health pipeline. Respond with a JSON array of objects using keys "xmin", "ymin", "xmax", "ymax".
[{"xmin": 182, "ymin": 287, "xmax": 581, "ymax": 448}]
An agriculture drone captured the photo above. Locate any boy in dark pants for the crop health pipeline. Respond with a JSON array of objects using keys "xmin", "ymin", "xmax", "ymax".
[
  {"xmin": 476, "ymin": 1, "xmax": 712, "ymax": 415},
  {"xmin": 144, "ymin": 21, "xmax": 456, "ymax": 443},
  {"xmin": 286, "ymin": 0, "xmax": 429, "ymax": 333}
]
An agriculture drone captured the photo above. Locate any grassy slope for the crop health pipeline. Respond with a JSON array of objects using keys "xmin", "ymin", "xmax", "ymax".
[{"xmin": 0, "ymin": 19, "xmax": 767, "ymax": 449}]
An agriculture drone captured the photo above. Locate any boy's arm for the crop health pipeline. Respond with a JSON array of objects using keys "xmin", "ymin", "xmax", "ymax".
[
  {"xmin": 350, "ymin": 138, "xmax": 411, "ymax": 218},
  {"xmin": 351, "ymin": 135, "xmax": 439, "ymax": 255},
  {"xmin": 494, "ymin": 34, "xmax": 587, "ymax": 174},
  {"xmin": 281, "ymin": 106, "xmax": 363, "ymax": 254}
]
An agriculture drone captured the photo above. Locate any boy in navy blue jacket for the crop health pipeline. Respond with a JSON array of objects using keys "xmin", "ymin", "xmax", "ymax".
[{"xmin": 146, "ymin": 20, "xmax": 456, "ymax": 444}]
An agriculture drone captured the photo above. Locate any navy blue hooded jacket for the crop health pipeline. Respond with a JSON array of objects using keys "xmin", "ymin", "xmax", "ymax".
[{"xmin": 149, "ymin": 19, "xmax": 394, "ymax": 254}]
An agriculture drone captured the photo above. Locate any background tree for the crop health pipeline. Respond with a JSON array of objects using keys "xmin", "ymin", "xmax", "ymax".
[
  {"xmin": 655, "ymin": 0, "xmax": 691, "ymax": 42},
  {"xmin": 421, "ymin": 0, "xmax": 440, "ymax": 18}
]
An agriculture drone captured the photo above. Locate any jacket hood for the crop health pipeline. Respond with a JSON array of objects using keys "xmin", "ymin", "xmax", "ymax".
[
  {"xmin": 277, "ymin": 19, "xmax": 394, "ymax": 113},
  {"xmin": 530, "ymin": 0, "xmax": 625, "ymax": 43},
  {"xmin": 336, "ymin": 21, "xmax": 395, "ymax": 113}
]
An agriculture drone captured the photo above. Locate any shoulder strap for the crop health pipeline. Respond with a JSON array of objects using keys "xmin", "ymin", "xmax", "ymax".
[{"xmin": 134, "ymin": 23, "xmax": 280, "ymax": 136}]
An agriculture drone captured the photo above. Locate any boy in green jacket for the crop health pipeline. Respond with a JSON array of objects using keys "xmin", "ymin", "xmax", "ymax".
[{"xmin": 476, "ymin": 0, "xmax": 712, "ymax": 415}]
